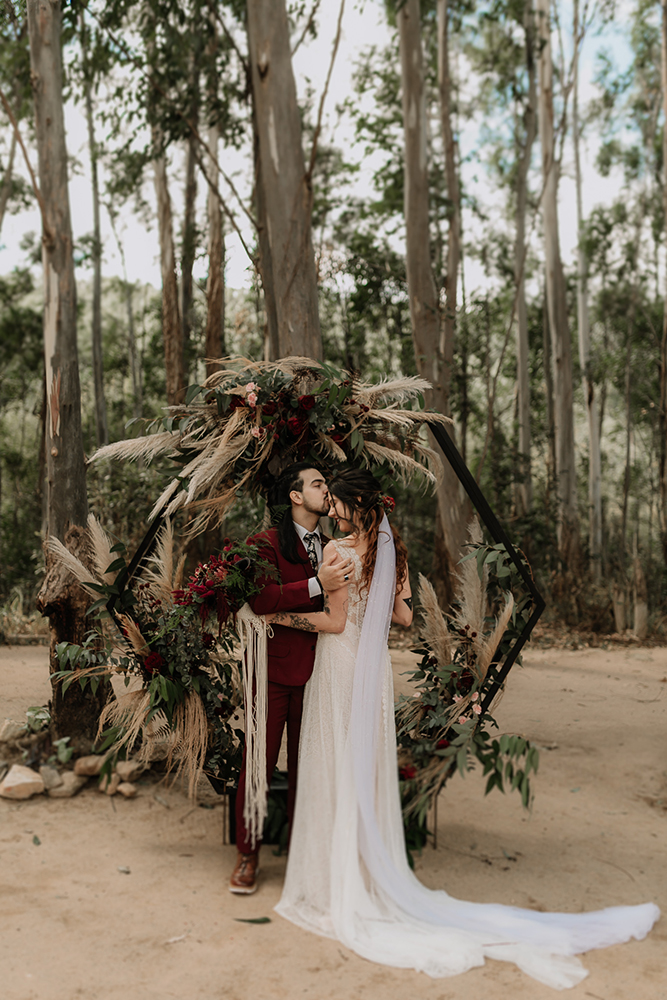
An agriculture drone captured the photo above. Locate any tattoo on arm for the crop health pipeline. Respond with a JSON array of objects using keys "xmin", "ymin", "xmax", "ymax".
[
  {"xmin": 323, "ymin": 592, "xmax": 331, "ymax": 616},
  {"xmin": 288, "ymin": 614, "xmax": 317, "ymax": 632},
  {"xmin": 403, "ymin": 596, "xmax": 413, "ymax": 610}
]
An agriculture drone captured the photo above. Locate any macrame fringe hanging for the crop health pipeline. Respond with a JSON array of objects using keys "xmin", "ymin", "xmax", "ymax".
[{"xmin": 236, "ymin": 604, "xmax": 272, "ymax": 848}]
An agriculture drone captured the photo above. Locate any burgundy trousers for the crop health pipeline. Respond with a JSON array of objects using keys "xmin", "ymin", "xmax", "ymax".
[{"xmin": 234, "ymin": 679, "xmax": 305, "ymax": 856}]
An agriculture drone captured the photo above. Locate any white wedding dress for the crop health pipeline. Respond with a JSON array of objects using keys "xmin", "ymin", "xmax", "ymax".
[{"xmin": 275, "ymin": 522, "xmax": 660, "ymax": 989}]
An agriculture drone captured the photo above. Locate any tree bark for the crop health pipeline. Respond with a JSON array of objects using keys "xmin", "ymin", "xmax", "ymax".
[
  {"xmin": 28, "ymin": 0, "xmax": 102, "ymax": 743},
  {"xmin": 246, "ymin": 0, "xmax": 322, "ymax": 360},
  {"xmin": 660, "ymin": 0, "xmax": 667, "ymax": 563},
  {"xmin": 514, "ymin": 3, "xmax": 537, "ymax": 518},
  {"xmin": 204, "ymin": 14, "xmax": 225, "ymax": 377},
  {"xmin": 28, "ymin": 0, "xmax": 87, "ymax": 543},
  {"xmin": 536, "ymin": 0, "xmax": 580, "ymax": 570},
  {"xmin": 398, "ymin": 0, "xmax": 469, "ymax": 607},
  {"xmin": 573, "ymin": 0, "xmax": 601, "ymax": 582},
  {"xmin": 153, "ymin": 139, "xmax": 184, "ymax": 405},
  {"xmin": 181, "ymin": 55, "xmax": 199, "ymax": 380},
  {"xmin": 82, "ymin": 16, "xmax": 108, "ymax": 447}
]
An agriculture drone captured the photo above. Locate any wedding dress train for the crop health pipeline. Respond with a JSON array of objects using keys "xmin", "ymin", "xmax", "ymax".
[{"xmin": 275, "ymin": 523, "xmax": 660, "ymax": 989}]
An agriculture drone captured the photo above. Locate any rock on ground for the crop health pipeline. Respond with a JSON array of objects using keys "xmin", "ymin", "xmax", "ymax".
[
  {"xmin": 0, "ymin": 719, "xmax": 26, "ymax": 743},
  {"xmin": 74, "ymin": 755, "xmax": 105, "ymax": 776},
  {"xmin": 0, "ymin": 764, "xmax": 44, "ymax": 799},
  {"xmin": 39, "ymin": 765, "xmax": 63, "ymax": 790},
  {"xmin": 48, "ymin": 772, "xmax": 88, "ymax": 798}
]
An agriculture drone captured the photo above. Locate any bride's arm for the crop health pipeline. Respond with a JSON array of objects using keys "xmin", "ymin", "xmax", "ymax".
[
  {"xmin": 266, "ymin": 585, "xmax": 348, "ymax": 633},
  {"xmin": 392, "ymin": 564, "xmax": 413, "ymax": 627}
]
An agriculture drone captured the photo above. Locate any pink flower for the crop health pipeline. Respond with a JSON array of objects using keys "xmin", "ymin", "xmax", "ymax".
[
  {"xmin": 247, "ymin": 391, "xmax": 258, "ymax": 407},
  {"xmin": 472, "ymin": 703, "xmax": 482, "ymax": 715},
  {"xmin": 458, "ymin": 715, "xmax": 469, "ymax": 725},
  {"xmin": 251, "ymin": 426, "xmax": 261, "ymax": 437},
  {"xmin": 453, "ymin": 694, "xmax": 463, "ymax": 703},
  {"xmin": 471, "ymin": 691, "xmax": 479, "ymax": 701},
  {"xmin": 245, "ymin": 382, "xmax": 257, "ymax": 391}
]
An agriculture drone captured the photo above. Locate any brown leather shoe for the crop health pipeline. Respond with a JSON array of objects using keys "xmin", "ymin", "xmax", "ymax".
[{"xmin": 229, "ymin": 851, "xmax": 259, "ymax": 894}]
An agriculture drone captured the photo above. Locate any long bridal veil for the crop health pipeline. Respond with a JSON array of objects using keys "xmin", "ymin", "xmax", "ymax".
[{"xmin": 318, "ymin": 515, "xmax": 658, "ymax": 989}]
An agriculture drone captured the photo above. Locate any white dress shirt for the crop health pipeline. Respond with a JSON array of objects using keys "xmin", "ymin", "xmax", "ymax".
[{"xmin": 293, "ymin": 521, "xmax": 324, "ymax": 598}]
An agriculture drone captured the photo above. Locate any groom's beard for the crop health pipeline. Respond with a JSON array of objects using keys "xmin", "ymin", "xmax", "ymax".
[{"xmin": 303, "ymin": 498, "xmax": 330, "ymax": 518}]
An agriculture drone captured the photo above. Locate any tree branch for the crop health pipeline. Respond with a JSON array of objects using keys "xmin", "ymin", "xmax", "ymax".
[
  {"xmin": 292, "ymin": 0, "xmax": 322, "ymax": 56},
  {"xmin": 306, "ymin": 0, "xmax": 345, "ymax": 183},
  {"xmin": 0, "ymin": 83, "xmax": 51, "ymax": 241}
]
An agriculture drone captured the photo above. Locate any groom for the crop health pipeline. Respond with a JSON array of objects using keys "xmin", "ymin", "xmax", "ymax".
[{"xmin": 230, "ymin": 462, "xmax": 353, "ymax": 894}]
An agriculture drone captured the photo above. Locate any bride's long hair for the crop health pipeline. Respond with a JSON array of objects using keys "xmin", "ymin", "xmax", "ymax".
[{"xmin": 327, "ymin": 469, "xmax": 408, "ymax": 594}]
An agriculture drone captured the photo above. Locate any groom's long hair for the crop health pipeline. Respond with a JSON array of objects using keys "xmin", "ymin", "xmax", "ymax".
[{"xmin": 268, "ymin": 462, "xmax": 323, "ymax": 564}]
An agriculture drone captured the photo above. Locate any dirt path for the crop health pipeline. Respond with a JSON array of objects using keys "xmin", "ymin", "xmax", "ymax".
[{"xmin": 0, "ymin": 643, "xmax": 665, "ymax": 1000}]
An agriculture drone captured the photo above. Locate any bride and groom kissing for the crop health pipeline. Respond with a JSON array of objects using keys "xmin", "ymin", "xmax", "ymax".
[{"xmin": 228, "ymin": 462, "xmax": 659, "ymax": 989}]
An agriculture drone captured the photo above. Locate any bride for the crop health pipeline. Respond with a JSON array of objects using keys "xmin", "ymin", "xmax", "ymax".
[{"xmin": 265, "ymin": 468, "xmax": 659, "ymax": 989}]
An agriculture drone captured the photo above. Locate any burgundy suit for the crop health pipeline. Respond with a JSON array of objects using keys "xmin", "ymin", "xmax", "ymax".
[{"xmin": 235, "ymin": 526, "xmax": 321, "ymax": 854}]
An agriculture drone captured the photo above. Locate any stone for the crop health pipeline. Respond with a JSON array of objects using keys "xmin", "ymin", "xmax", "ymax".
[
  {"xmin": 74, "ymin": 755, "xmax": 105, "ymax": 776},
  {"xmin": 115, "ymin": 760, "xmax": 143, "ymax": 783},
  {"xmin": 0, "ymin": 764, "xmax": 44, "ymax": 799},
  {"xmin": 48, "ymin": 772, "xmax": 88, "ymax": 798},
  {"xmin": 0, "ymin": 719, "xmax": 26, "ymax": 743},
  {"xmin": 98, "ymin": 772, "xmax": 121, "ymax": 795},
  {"xmin": 117, "ymin": 782, "xmax": 137, "ymax": 799},
  {"xmin": 39, "ymin": 765, "xmax": 63, "ymax": 790}
]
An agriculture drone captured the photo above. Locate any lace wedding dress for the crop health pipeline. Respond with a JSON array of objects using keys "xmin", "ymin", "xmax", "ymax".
[{"xmin": 275, "ymin": 525, "xmax": 660, "ymax": 989}]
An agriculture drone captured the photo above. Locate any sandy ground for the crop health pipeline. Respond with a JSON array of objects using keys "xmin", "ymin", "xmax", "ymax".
[{"xmin": 0, "ymin": 640, "xmax": 665, "ymax": 1000}]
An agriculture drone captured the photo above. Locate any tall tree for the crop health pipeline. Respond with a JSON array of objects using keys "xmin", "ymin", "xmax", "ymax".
[
  {"xmin": 536, "ymin": 0, "xmax": 580, "ymax": 570},
  {"xmin": 28, "ymin": 0, "xmax": 104, "ymax": 744},
  {"xmin": 397, "ymin": 0, "xmax": 469, "ymax": 605},
  {"xmin": 572, "ymin": 0, "xmax": 601, "ymax": 580},
  {"xmin": 204, "ymin": 6, "xmax": 225, "ymax": 375},
  {"xmin": 246, "ymin": 0, "xmax": 322, "ymax": 360},
  {"xmin": 660, "ymin": 0, "xmax": 667, "ymax": 563},
  {"xmin": 80, "ymin": 12, "xmax": 108, "ymax": 447}
]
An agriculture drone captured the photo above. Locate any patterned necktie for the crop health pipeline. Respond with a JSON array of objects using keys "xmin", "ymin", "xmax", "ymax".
[{"xmin": 303, "ymin": 532, "xmax": 319, "ymax": 571}]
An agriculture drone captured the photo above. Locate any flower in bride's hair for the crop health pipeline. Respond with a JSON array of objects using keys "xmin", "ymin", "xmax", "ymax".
[{"xmin": 379, "ymin": 495, "xmax": 395, "ymax": 514}]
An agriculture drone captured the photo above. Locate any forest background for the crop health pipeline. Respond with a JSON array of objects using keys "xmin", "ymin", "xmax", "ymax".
[{"xmin": 1, "ymin": 0, "xmax": 666, "ymax": 655}]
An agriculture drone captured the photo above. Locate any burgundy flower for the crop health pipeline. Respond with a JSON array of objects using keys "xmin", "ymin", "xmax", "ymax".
[
  {"xmin": 144, "ymin": 652, "xmax": 166, "ymax": 674},
  {"xmin": 287, "ymin": 415, "xmax": 305, "ymax": 436},
  {"xmin": 437, "ymin": 738, "xmax": 450, "ymax": 749},
  {"xmin": 399, "ymin": 765, "xmax": 417, "ymax": 781},
  {"xmin": 201, "ymin": 632, "xmax": 215, "ymax": 649},
  {"xmin": 228, "ymin": 395, "xmax": 244, "ymax": 411},
  {"xmin": 331, "ymin": 432, "xmax": 344, "ymax": 443},
  {"xmin": 263, "ymin": 401, "xmax": 277, "ymax": 416},
  {"xmin": 298, "ymin": 394, "xmax": 316, "ymax": 411}
]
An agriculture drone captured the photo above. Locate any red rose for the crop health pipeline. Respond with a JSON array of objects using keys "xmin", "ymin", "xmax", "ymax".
[
  {"xmin": 437, "ymin": 739, "xmax": 450, "ymax": 749},
  {"xmin": 399, "ymin": 765, "xmax": 417, "ymax": 781},
  {"xmin": 228, "ymin": 395, "xmax": 244, "ymax": 411},
  {"xmin": 287, "ymin": 415, "xmax": 305, "ymax": 436},
  {"xmin": 298, "ymin": 394, "xmax": 316, "ymax": 411},
  {"xmin": 331, "ymin": 432, "xmax": 344, "ymax": 443},
  {"xmin": 263, "ymin": 401, "xmax": 277, "ymax": 416},
  {"xmin": 201, "ymin": 632, "xmax": 215, "ymax": 649},
  {"xmin": 144, "ymin": 652, "xmax": 165, "ymax": 674}
]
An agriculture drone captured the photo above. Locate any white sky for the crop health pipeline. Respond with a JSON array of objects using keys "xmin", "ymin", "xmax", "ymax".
[{"xmin": 0, "ymin": 0, "xmax": 634, "ymax": 294}]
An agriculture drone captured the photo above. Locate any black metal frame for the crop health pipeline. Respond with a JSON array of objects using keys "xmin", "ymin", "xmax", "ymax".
[
  {"xmin": 106, "ymin": 425, "xmax": 545, "ymax": 709},
  {"xmin": 425, "ymin": 420, "xmax": 545, "ymax": 712}
]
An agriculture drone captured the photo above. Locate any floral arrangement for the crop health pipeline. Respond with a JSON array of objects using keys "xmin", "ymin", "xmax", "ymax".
[
  {"xmin": 49, "ymin": 520, "xmax": 274, "ymax": 794},
  {"xmin": 90, "ymin": 357, "xmax": 449, "ymax": 538},
  {"xmin": 396, "ymin": 522, "xmax": 540, "ymax": 860}
]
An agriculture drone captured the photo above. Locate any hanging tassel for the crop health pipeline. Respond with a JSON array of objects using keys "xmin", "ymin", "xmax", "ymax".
[{"xmin": 236, "ymin": 604, "xmax": 272, "ymax": 848}]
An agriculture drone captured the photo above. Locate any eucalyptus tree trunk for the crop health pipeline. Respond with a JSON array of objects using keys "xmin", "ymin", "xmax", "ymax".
[
  {"xmin": 28, "ymin": 0, "xmax": 105, "ymax": 744},
  {"xmin": 398, "ymin": 0, "xmax": 468, "ymax": 607},
  {"xmin": 153, "ymin": 140, "xmax": 184, "ymax": 405},
  {"xmin": 536, "ymin": 0, "xmax": 580, "ymax": 571},
  {"xmin": 204, "ymin": 15, "xmax": 224, "ymax": 376},
  {"xmin": 181, "ymin": 56, "xmax": 199, "ymax": 378},
  {"xmin": 82, "ymin": 17, "xmax": 108, "ymax": 447},
  {"xmin": 246, "ymin": 0, "xmax": 322, "ymax": 360},
  {"xmin": 514, "ymin": 2, "xmax": 537, "ymax": 518},
  {"xmin": 573, "ymin": 0, "xmax": 601, "ymax": 582},
  {"xmin": 660, "ymin": 0, "xmax": 667, "ymax": 564},
  {"xmin": 436, "ymin": 0, "xmax": 459, "ymax": 394}
]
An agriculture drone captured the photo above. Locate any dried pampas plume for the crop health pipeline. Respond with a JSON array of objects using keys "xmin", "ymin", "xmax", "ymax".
[
  {"xmin": 418, "ymin": 574, "xmax": 453, "ymax": 668},
  {"xmin": 89, "ymin": 356, "xmax": 451, "ymax": 537}
]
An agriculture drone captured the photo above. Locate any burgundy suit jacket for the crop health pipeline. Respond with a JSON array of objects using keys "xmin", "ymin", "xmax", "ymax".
[{"xmin": 248, "ymin": 527, "xmax": 323, "ymax": 687}]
